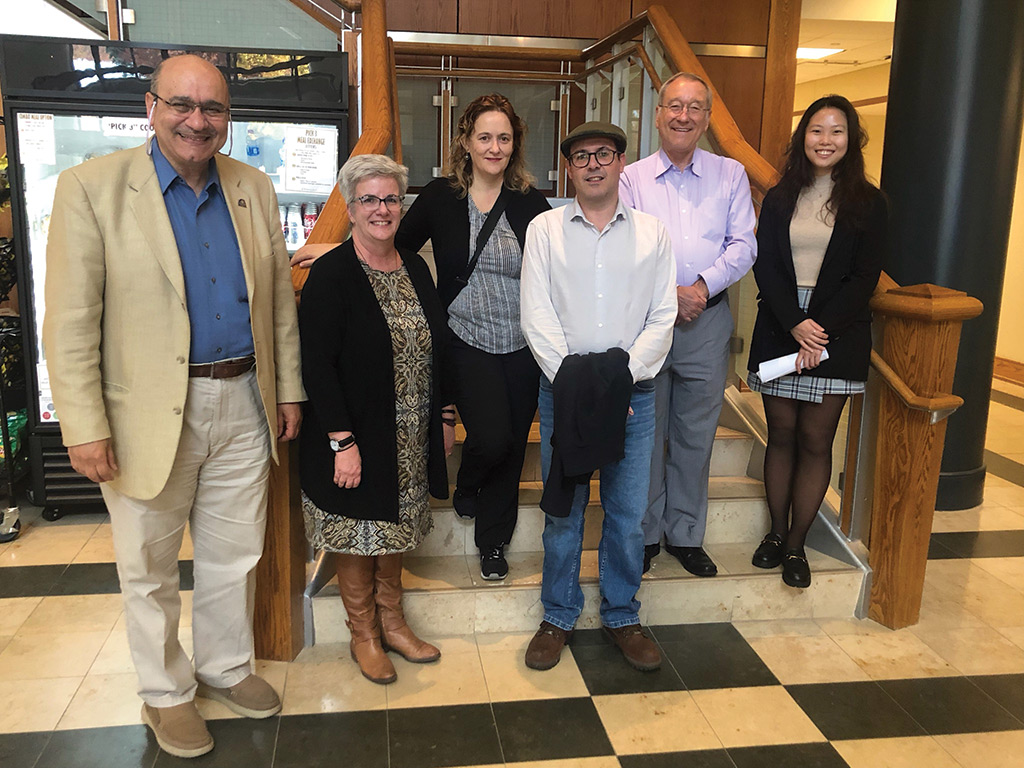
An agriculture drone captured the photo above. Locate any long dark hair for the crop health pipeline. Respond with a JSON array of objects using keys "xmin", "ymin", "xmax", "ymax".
[
  {"xmin": 444, "ymin": 93, "xmax": 535, "ymax": 197},
  {"xmin": 776, "ymin": 95, "xmax": 876, "ymax": 228}
]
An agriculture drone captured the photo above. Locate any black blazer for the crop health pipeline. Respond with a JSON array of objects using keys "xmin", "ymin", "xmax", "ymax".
[
  {"xmin": 396, "ymin": 178, "xmax": 551, "ymax": 307},
  {"xmin": 747, "ymin": 185, "xmax": 888, "ymax": 382},
  {"xmin": 298, "ymin": 241, "xmax": 450, "ymax": 522}
]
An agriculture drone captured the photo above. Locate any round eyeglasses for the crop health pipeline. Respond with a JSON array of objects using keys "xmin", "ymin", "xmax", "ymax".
[
  {"xmin": 658, "ymin": 102, "xmax": 708, "ymax": 118},
  {"xmin": 567, "ymin": 148, "xmax": 621, "ymax": 168}
]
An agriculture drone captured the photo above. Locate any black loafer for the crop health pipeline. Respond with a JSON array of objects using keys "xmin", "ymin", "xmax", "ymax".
[
  {"xmin": 782, "ymin": 549, "xmax": 811, "ymax": 588},
  {"xmin": 752, "ymin": 534, "xmax": 784, "ymax": 569},
  {"xmin": 665, "ymin": 545, "xmax": 718, "ymax": 577},
  {"xmin": 643, "ymin": 543, "xmax": 660, "ymax": 574}
]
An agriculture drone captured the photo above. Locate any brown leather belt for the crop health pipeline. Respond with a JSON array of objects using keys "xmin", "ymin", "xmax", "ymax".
[{"xmin": 188, "ymin": 355, "xmax": 256, "ymax": 379}]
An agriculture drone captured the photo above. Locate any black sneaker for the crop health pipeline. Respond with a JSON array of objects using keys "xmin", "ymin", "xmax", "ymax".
[
  {"xmin": 480, "ymin": 546, "xmax": 508, "ymax": 580},
  {"xmin": 453, "ymin": 487, "xmax": 478, "ymax": 520}
]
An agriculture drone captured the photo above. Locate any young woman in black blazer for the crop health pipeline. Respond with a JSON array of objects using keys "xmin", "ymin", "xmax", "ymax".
[{"xmin": 746, "ymin": 95, "xmax": 887, "ymax": 588}]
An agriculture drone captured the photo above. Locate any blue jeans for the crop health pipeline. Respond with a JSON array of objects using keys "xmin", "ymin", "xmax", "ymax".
[{"xmin": 538, "ymin": 376, "xmax": 657, "ymax": 630}]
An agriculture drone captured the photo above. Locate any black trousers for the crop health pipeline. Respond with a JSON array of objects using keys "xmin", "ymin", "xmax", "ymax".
[{"xmin": 449, "ymin": 334, "xmax": 539, "ymax": 550}]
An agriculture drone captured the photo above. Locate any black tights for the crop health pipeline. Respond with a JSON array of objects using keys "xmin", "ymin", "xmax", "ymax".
[{"xmin": 762, "ymin": 393, "xmax": 848, "ymax": 552}]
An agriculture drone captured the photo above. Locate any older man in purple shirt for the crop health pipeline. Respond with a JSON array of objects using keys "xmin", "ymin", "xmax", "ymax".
[{"xmin": 619, "ymin": 72, "xmax": 757, "ymax": 577}]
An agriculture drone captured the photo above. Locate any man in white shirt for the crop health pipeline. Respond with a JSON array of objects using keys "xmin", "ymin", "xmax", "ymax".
[{"xmin": 520, "ymin": 122, "xmax": 677, "ymax": 672}]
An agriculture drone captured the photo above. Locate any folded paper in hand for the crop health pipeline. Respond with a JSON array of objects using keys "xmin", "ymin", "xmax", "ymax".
[{"xmin": 758, "ymin": 349, "xmax": 830, "ymax": 383}]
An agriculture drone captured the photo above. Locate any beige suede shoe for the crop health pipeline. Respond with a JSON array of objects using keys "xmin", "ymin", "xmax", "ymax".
[
  {"xmin": 195, "ymin": 674, "xmax": 282, "ymax": 719},
  {"xmin": 141, "ymin": 701, "xmax": 214, "ymax": 759}
]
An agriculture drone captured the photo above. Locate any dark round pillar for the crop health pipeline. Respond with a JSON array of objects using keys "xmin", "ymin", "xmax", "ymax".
[{"xmin": 880, "ymin": 0, "xmax": 1024, "ymax": 509}]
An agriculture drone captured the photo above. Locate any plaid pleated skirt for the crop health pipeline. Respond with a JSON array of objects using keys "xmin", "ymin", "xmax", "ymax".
[{"xmin": 747, "ymin": 288, "xmax": 866, "ymax": 404}]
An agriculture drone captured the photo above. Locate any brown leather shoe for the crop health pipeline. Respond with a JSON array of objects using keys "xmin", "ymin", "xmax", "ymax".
[
  {"xmin": 374, "ymin": 553, "xmax": 441, "ymax": 663},
  {"xmin": 603, "ymin": 624, "xmax": 662, "ymax": 671},
  {"xmin": 196, "ymin": 674, "xmax": 281, "ymax": 719},
  {"xmin": 336, "ymin": 553, "xmax": 397, "ymax": 685},
  {"xmin": 141, "ymin": 701, "xmax": 213, "ymax": 759},
  {"xmin": 525, "ymin": 621, "xmax": 573, "ymax": 671}
]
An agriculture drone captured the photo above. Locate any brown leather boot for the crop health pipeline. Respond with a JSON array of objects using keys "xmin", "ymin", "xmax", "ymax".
[
  {"xmin": 336, "ymin": 554, "xmax": 397, "ymax": 684},
  {"xmin": 374, "ymin": 553, "xmax": 441, "ymax": 663}
]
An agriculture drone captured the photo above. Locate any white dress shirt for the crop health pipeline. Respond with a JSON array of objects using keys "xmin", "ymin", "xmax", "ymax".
[{"xmin": 520, "ymin": 199, "xmax": 677, "ymax": 384}]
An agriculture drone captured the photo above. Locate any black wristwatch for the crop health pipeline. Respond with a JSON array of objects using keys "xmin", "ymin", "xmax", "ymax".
[{"xmin": 330, "ymin": 435, "xmax": 356, "ymax": 452}]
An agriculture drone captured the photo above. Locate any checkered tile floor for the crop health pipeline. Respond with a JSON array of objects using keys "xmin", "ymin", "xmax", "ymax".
[{"xmin": 2, "ymin": 380, "xmax": 1024, "ymax": 767}]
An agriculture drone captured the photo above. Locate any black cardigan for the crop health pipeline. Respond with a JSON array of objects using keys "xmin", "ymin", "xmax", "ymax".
[
  {"xmin": 298, "ymin": 241, "xmax": 450, "ymax": 522},
  {"xmin": 747, "ymin": 185, "xmax": 888, "ymax": 382},
  {"xmin": 396, "ymin": 178, "xmax": 551, "ymax": 307}
]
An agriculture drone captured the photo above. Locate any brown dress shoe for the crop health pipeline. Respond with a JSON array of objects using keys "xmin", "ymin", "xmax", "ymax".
[
  {"xmin": 374, "ymin": 553, "xmax": 441, "ymax": 663},
  {"xmin": 196, "ymin": 674, "xmax": 282, "ymax": 719},
  {"xmin": 336, "ymin": 553, "xmax": 397, "ymax": 685},
  {"xmin": 525, "ymin": 621, "xmax": 573, "ymax": 671},
  {"xmin": 603, "ymin": 624, "xmax": 662, "ymax": 671},
  {"xmin": 141, "ymin": 701, "xmax": 213, "ymax": 759}
]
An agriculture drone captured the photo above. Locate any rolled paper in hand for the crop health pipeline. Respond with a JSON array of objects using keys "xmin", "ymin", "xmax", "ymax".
[{"xmin": 758, "ymin": 349, "xmax": 830, "ymax": 382}]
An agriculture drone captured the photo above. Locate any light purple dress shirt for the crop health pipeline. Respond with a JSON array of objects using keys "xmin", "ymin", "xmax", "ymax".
[{"xmin": 619, "ymin": 147, "xmax": 757, "ymax": 297}]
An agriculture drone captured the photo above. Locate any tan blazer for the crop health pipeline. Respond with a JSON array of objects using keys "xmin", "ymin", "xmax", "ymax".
[{"xmin": 43, "ymin": 144, "xmax": 304, "ymax": 500}]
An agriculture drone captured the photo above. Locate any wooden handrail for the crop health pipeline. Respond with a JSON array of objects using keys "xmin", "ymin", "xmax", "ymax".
[
  {"xmin": 397, "ymin": 67, "xmax": 571, "ymax": 82},
  {"xmin": 869, "ymin": 351, "xmax": 963, "ymax": 415},
  {"xmin": 581, "ymin": 11, "xmax": 650, "ymax": 62},
  {"xmin": 575, "ymin": 44, "xmax": 642, "ymax": 82}
]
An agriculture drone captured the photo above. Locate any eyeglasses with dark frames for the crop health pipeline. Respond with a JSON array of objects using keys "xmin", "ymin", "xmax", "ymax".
[
  {"xmin": 567, "ymin": 148, "xmax": 621, "ymax": 168},
  {"xmin": 150, "ymin": 92, "xmax": 230, "ymax": 119},
  {"xmin": 354, "ymin": 194, "xmax": 403, "ymax": 211}
]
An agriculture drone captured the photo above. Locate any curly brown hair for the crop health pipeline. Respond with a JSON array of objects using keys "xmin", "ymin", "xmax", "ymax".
[{"xmin": 443, "ymin": 93, "xmax": 535, "ymax": 197}]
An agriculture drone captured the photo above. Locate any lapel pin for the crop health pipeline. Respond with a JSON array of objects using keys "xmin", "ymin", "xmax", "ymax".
[{"xmin": 238, "ymin": 199, "xmax": 247, "ymax": 208}]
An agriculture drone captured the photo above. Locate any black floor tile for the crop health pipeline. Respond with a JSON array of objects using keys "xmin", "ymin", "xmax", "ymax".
[
  {"xmin": 0, "ymin": 564, "xmax": 66, "ymax": 598},
  {"xmin": 786, "ymin": 681, "xmax": 925, "ymax": 740},
  {"xmin": 879, "ymin": 676, "xmax": 1024, "ymax": 735},
  {"xmin": 571, "ymin": 628, "xmax": 613, "ymax": 646},
  {"xmin": 276, "ymin": 711, "xmax": 386, "ymax": 768},
  {"xmin": 153, "ymin": 717, "xmax": 277, "ymax": 768},
  {"xmin": 389, "ymin": 704, "xmax": 501, "ymax": 768},
  {"xmin": 728, "ymin": 742, "xmax": 848, "ymax": 768},
  {"xmin": 49, "ymin": 562, "xmax": 122, "ymax": 595},
  {"xmin": 0, "ymin": 731, "xmax": 52, "ymax": 768},
  {"xmin": 570, "ymin": 642, "xmax": 686, "ymax": 696},
  {"xmin": 652, "ymin": 624, "xmax": 778, "ymax": 690},
  {"xmin": 492, "ymin": 697, "xmax": 614, "ymax": 763},
  {"xmin": 985, "ymin": 449, "xmax": 1024, "ymax": 487},
  {"xmin": 619, "ymin": 749, "xmax": 736, "ymax": 767},
  {"xmin": 36, "ymin": 725, "xmax": 157, "ymax": 768},
  {"xmin": 928, "ymin": 536, "xmax": 957, "ymax": 560},
  {"xmin": 929, "ymin": 531, "xmax": 1024, "ymax": 559},
  {"xmin": 968, "ymin": 673, "xmax": 1024, "ymax": 722}
]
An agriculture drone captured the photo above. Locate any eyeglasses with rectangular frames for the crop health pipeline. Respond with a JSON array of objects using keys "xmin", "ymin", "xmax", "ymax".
[
  {"xmin": 150, "ymin": 92, "xmax": 229, "ymax": 119},
  {"xmin": 658, "ymin": 102, "xmax": 709, "ymax": 118},
  {"xmin": 568, "ymin": 148, "xmax": 621, "ymax": 168},
  {"xmin": 355, "ymin": 194, "xmax": 403, "ymax": 210}
]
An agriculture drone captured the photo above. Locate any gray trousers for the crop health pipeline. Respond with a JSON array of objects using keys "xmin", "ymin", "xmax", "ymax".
[{"xmin": 643, "ymin": 300, "xmax": 733, "ymax": 547}]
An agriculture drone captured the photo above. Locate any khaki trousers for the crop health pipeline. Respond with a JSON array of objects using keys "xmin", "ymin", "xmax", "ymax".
[{"xmin": 101, "ymin": 370, "xmax": 271, "ymax": 707}]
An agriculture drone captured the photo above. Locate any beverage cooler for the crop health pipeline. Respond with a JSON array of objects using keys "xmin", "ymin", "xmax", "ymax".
[{"xmin": 0, "ymin": 36, "xmax": 347, "ymax": 517}]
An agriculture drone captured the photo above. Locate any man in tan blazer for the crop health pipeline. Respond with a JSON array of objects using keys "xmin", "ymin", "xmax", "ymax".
[{"xmin": 43, "ymin": 55, "xmax": 303, "ymax": 759}]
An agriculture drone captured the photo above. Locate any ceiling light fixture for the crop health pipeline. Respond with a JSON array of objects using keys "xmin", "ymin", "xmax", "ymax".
[{"xmin": 797, "ymin": 47, "xmax": 845, "ymax": 60}]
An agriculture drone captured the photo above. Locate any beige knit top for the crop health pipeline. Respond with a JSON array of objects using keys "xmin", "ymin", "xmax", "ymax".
[{"xmin": 790, "ymin": 173, "xmax": 836, "ymax": 288}]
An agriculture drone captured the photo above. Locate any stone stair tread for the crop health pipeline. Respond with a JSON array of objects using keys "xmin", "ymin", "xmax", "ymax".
[{"xmin": 310, "ymin": 543, "xmax": 856, "ymax": 600}]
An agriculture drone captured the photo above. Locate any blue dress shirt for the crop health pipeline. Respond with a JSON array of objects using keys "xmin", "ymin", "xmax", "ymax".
[{"xmin": 151, "ymin": 140, "xmax": 254, "ymax": 364}]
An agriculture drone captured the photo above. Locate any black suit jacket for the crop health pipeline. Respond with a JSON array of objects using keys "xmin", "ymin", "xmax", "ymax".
[
  {"xmin": 298, "ymin": 241, "xmax": 450, "ymax": 522},
  {"xmin": 396, "ymin": 178, "xmax": 551, "ymax": 307},
  {"xmin": 747, "ymin": 185, "xmax": 888, "ymax": 382}
]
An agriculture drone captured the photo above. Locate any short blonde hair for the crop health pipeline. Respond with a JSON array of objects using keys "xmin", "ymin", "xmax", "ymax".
[{"xmin": 337, "ymin": 154, "xmax": 409, "ymax": 204}]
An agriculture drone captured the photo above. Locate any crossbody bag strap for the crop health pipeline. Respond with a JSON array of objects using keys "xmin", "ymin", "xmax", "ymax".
[{"xmin": 450, "ymin": 186, "xmax": 512, "ymax": 299}]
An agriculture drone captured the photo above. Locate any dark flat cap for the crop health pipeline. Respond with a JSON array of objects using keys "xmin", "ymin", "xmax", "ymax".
[{"xmin": 560, "ymin": 121, "xmax": 627, "ymax": 158}]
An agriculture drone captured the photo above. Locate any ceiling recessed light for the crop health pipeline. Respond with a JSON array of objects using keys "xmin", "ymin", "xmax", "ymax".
[{"xmin": 797, "ymin": 47, "xmax": 845, "ymax": 60}]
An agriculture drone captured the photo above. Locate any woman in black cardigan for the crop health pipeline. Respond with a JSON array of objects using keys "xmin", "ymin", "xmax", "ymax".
[
  {"xmin": 746, "ymin": 95, "xmax": 887, "ymax": 588},
  {"xmin": 294, "ymin": 94, "xmax": 549, "ymax": 582},
  {"xmin": 299, "ymin": 154, "xmax": 453, "ymax": 685}
]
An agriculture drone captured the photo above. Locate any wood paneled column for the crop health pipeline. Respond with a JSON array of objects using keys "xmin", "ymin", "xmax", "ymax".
[{"xmin": 867, "ymin": 284, "xmax": 982, "ymax": 629}]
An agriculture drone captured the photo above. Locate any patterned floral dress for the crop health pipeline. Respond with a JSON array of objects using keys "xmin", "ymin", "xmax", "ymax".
[{"xmin": 302, "ymin": 260, "xmax": 434, "ymax": 555}]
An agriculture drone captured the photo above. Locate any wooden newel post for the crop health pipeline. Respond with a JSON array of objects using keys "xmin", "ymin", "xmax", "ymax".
[
  {"xmin": 254, "ymin": 439, "xmax": 306, "ymax": 660},
  {"xmin": 867, "ymin": 284, "xmax": 982, "ymax": 629}
]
